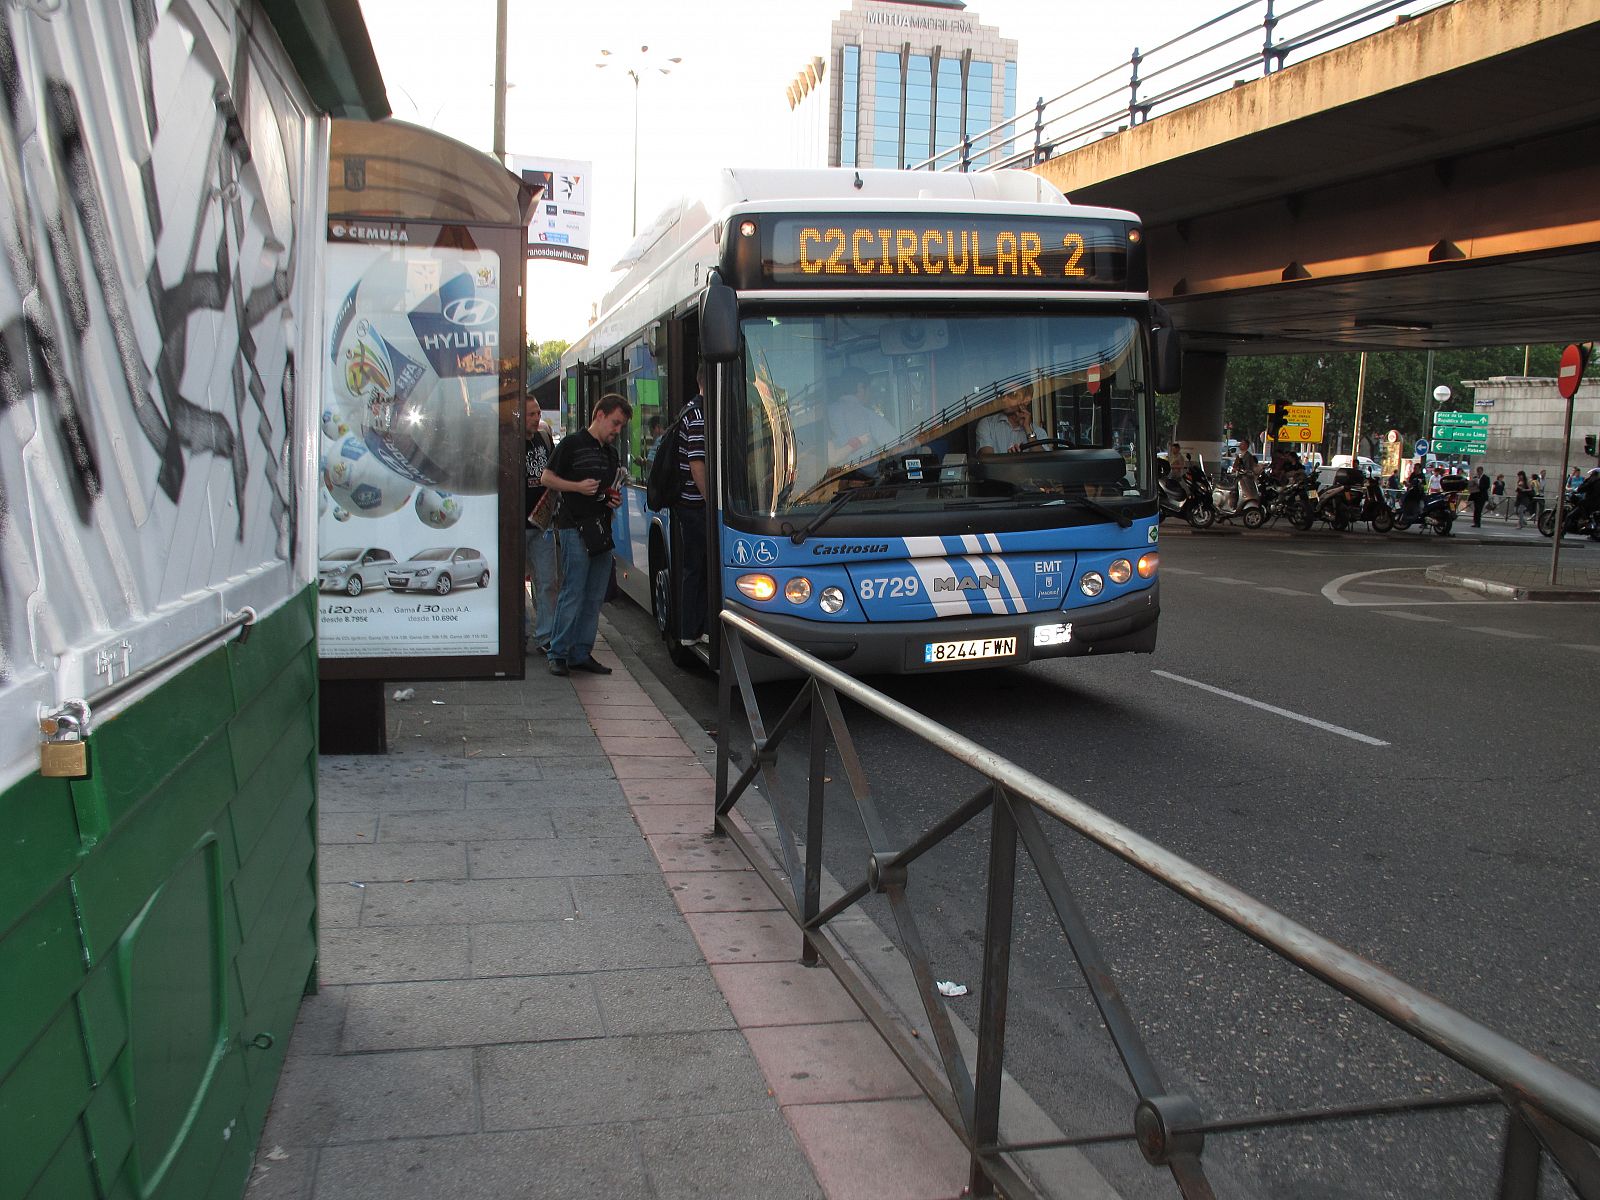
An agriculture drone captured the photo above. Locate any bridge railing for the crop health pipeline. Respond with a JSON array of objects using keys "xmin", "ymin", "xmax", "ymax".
[
  {"xmin": 911, "ymin": 0, "xmax": 1453, "ymax": 174},
  {"xmin": 712, "ymin": 608, "xmax": 1600, "ymax": 1198}
]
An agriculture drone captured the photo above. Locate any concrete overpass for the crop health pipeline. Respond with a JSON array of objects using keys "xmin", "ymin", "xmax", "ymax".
[{"xmin": 1033, "ymin": 0, "xmax": 1600, "ymax": 363}]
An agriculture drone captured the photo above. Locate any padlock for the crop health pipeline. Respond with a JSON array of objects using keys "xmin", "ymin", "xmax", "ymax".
[
  {"xmin": 41, "ymin": 738, "xmax": 89, "ymax": 778},
  {"xmin": 39, "ymin": 707, "xmax": 90, "ymax": 779}
]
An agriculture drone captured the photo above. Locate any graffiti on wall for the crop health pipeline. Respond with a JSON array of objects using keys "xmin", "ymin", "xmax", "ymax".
[{"xmin": 0, "ymin": 0, "xmax": 319, "ymax": 691}]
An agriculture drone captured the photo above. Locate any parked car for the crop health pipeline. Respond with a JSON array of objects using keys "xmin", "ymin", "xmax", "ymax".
[
  {"xmin": 386, "ymin": 546, "xmax": 490, "ymax": 595},
  {"xmin": 318, "ymin": 546, "xmax": 397, "ymax": 596}
]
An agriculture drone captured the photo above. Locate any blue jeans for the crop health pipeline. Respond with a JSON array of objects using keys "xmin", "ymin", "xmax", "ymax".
[
  {"xmin": 550, "ymin": 528, "xmax": 612, "ymax": 664},
  {"xmin": 523, "ymin": 527, "xmax": 559, "ymax": 647}
]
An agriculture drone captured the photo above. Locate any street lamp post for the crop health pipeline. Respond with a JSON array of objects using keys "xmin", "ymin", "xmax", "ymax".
[{"xmin": 597, "ymin": 45, "xmax": 681, "ymax": 237}]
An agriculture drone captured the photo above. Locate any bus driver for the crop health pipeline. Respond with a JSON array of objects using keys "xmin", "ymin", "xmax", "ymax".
[{"xmin": 976, "ymin": 384, "xmax": 1047, "ymax": 455}]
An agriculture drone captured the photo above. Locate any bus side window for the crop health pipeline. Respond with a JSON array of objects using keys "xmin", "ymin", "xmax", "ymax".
[{"xmin": 621, "ymin": 331, "xmax": 666, "ymax": 484}]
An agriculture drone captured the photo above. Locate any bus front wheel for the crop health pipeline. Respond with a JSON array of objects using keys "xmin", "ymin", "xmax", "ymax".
[{"xmin": 653, "ymin": 549, "xmax": 698, "ymax": 669}]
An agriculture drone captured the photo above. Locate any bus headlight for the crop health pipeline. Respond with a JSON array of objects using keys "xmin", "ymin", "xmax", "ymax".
[
  {"xmin": 1079, "ymin": 571, "xmax": 1104, "ymax": 597},
  {"xmin": 1138, "ymin": 552, "xmax": 1159, "ymax": 578},
  {"xmin": 737, "ymin": 574, "xmax": 777, "ymax": 601},
  {"xmin": 784, "ymin": 577, "xmax": 812, "ymax": 604},
  {"xmin": 819, "ymin": 586, "xmax": 845, "ymax": 613},
  {"xmin": 1108, "ymin": 559, "xmax": 1132, "ymax": 585}
]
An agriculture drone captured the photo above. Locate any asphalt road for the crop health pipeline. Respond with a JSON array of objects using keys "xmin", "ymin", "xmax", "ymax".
[{"xmin": 600, "ymin": 532, "xmax": 1597, "ymax": 1200}]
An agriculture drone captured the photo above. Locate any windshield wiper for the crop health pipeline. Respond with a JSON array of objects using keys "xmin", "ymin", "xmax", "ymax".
[
  {"xmin": 784, "ymin": 479, "xmax": 945, "ymax": 543},
  {"xmin": 1010, "ymin": 488, "xmax": 1132, "ymax": 528}
]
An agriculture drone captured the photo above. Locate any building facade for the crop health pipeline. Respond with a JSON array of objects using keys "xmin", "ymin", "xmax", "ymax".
[
  {"xmin": 1461, "ymin": 377, "xmax": 1600, "ymax": 485},
  {"xmin": 787, "ymin": 0, "xmax": 1018, "ymax": 170}
]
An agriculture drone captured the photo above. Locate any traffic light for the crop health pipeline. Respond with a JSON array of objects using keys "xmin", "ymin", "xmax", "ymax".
[
  {"xmin": 1586, "ymin": 433, "xmax": 1598, "ymax": 457},
  {"xmin": 1265, "ymin": 405, "xmax": 1285, "ymax": 441}
]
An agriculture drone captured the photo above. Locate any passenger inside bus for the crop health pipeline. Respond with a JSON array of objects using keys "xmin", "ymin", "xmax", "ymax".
[{"xmin": 826, "ymin": 367, "xmax": 902, "ymax": 465}]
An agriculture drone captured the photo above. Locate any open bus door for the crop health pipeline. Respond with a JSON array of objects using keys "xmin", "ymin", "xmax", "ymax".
[{"xmin": 655, "ymin": 308, "xmax": 718, "ymax": 671}]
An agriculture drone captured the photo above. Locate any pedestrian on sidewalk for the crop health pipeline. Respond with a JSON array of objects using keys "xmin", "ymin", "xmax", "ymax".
[
  {"xmin": 1470, "ymin": 466, "xmax": 1489, "ymax": 527},
  {"xmin": 542, "ymin": 393, "xmax": 632, "ymax": 676},
  {"xmin": 1491, "ymin": 472, "xmax": 1505, "ymax": 518},
  {"xmin": 673, "ymin": 363, "xmax": 710, "ymax": 648},
  {"xmin": 1514, "ymin": 470, "xmax": 1534, "ymax": 529},
  {"xmin": 523, "ymin": 415, "xmax": 559, "ymax": 654}
]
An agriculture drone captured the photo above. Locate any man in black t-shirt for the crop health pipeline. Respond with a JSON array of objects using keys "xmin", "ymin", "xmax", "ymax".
[
  {"xmin": 673, "ymin": 364, "xmax": 709, "ymax": 645},
  {"xmin": 523, "ymin": 416, "xmax": 557, "ymax": 652},
  {"xmin": 540, "ymin": 393, "xmax": 631, "ymax": 675}
]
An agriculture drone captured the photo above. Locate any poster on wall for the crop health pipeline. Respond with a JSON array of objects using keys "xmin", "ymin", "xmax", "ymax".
[
  {"xmin": 317, "ymin": 239, "xmax": 503, "ymax": 658},
  {"xmin": 507, "ymin": 154, "xmax": 592, "ymax": 265}
]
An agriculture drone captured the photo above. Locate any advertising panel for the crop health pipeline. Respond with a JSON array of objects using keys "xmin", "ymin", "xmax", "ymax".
[
  {"xmin": 508, "ymin": 154, "xmax": 593, "ymax": 264},
  {"xmin": 317, "ymin": 239, "xmax": 504, "ymax": 658}
]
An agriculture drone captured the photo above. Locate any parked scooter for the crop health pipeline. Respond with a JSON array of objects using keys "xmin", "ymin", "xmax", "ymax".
[
  {"xmin": 1315, "ymin": 467, "xmax": 1367, "ymax": 531},
  {"xmin": 1314, "ymin": 469, "xmax": 1395, "ymax": 532},
  {"xmin": 1160, "ymin": 458, "xmax": 1217, "ymax": 528},
  {"xmin": 1212, "ymin": 467, "xmax": 1268, "ymax": 529},
  {"xmin": 1393, "ymin": 473, "xmax": 1455, "ymax": 536}
]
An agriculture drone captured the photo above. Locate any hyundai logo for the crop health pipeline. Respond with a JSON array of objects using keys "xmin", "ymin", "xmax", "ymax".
[{"xmin": 442, "ymin": 297, "xmax": 498, "ymax": 327}]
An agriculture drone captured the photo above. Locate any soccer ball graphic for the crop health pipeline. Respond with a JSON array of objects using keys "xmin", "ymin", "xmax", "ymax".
[
  {"xmin": 327, "ymin": 252, "xmax": 501, "ymax": 495},
  {"xmin": 330, "ymin": 502, "xmax": 352, "ymax": 523},
  {"xmin": 321, "ymin": 406, "xmax": 353, "ymax": 441},
  {"xmin": 414, "ymin": 488, "xmax": 464, "ymax": 530},
  {"xmin": 322, "ymin": 434, "xmax": 414, "ymax": 518}
]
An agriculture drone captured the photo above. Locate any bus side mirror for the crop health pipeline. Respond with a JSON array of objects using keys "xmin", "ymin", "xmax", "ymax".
[
  {"xmin": 1150, "ymin": 302, "xmax": 1182, "ymax": 395},
  {"xmin": 700, "ymin": 278, "xmax": 739, "ymax": 362}
]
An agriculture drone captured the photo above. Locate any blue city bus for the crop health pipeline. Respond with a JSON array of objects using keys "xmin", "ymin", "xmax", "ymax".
[{"xmin": 560, "ymin": 167, "xmax": 1178, "ymax": 675}]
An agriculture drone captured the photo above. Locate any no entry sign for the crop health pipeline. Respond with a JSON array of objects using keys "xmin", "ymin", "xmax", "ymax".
[{"xmin": 1557, "ymin": 343, "xmax": 1588, "ymax": 400}]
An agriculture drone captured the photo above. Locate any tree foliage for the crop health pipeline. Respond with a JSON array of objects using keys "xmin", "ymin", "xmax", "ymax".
[
  {"xmin": 1170, "ymin": 345, "xmax": 1565, "ymax": 453},
  {"xmin": 525, "ymin": 338, "xmax": 569, "ymax": 376}
]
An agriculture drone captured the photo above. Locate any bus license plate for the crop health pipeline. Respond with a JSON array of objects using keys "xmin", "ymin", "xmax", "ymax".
[{"xmin": 923, "ymin": 636, "xmax": 1017, "ymax": 664}]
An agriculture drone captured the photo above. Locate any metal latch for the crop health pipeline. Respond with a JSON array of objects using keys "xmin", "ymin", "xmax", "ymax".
[{"xmin": 40, "ymin": 700, "xmax": 90, "ymax": 779}]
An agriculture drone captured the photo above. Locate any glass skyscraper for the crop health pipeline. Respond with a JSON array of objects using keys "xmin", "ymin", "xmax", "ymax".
[{"xmin": 785, "ymin": 0, "xmax": 1018, "ymax": 171}]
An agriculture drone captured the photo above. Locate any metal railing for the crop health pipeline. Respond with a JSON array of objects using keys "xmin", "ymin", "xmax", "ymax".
[
  {"xmin": 713, "ymin": 608, "xmax": 1600, "ymax": 1198},
  {"xmin": 909, "ymin": 0, "xmax": 1452, "ymax": 174}
]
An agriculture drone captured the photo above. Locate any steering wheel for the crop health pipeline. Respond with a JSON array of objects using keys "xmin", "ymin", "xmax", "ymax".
[{"xmin": 1015, "ymin": 437, "xmax": 1075, "ymax": 452}]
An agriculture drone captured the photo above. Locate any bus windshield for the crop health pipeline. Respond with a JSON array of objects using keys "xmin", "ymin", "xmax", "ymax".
[{"xmin": 729, "ymin": 311, "xmax": 1151, "ymax": 520}]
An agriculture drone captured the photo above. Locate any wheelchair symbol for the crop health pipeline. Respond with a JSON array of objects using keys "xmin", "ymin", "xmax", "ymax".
[{"xmin": 754, "ymin": 540, "xmax": 778, "ymax": 565}]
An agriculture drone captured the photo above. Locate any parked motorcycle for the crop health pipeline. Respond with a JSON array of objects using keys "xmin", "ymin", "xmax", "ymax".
[
  {"xmin": 1212, "ymin": 468, "xmax": 1268, "ymax": 529},
  {"xmin": 1393, "ymin": 474, "xmax": 1455, "ymax": 536},
  {"xmin": 1160, "ymin": 459, "xmax": 1217, "ymax": 528},
  {"xmin": 1360, "ymin": 477, "xmax": 1396, "ymax": 533},
  {"xmin": 1277, "ymin": 474, "xmax": 1320, "ymax": 531}
]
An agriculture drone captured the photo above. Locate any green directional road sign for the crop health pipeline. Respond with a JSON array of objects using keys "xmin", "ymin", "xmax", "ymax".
[
  {"xmin": 1432, "ymin": 411, "xmax": 1489, "ymax": 432},
  {"xmin": 1432, "ymin": 437, "xmax": 1487, "ymax": 454}
]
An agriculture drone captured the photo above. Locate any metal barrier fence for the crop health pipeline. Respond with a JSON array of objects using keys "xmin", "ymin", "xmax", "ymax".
[
  {"xmin": 713, "ymin": 609, "xmax": 1600, "ymax": 1198},
  {"xmin": 910, "ymin": 0, "xmax": 1452, "ymax": 174}
]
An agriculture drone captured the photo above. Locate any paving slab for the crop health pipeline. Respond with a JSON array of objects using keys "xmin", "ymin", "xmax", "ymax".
[
  {"xmin": 710, "ymin": 961, "xmax": 866, "ymax": 1028},
  {"xmin": 356, "ymin": 877, "xmax": 574, "ymax": 926},
  {"xmin": 339, "ymin": 976, "xmax": 603, "ymax": 1051},
  {"xmin": 318, "ymin": 925, "xmax": 472, "ymax": 984},
  {"xmin": 319, "ymin": 840, "xmax": 467, "ymax": 883},
  {"xmin": 664, "ymin": 869, "xmax": 783, "ymax": 914},
  {"xmin": 376, "ymin": 809, "xmax": 557, "ymax": 842},
  {"xmin": 745, "ymin": 1021, "xmax": 923, "ymax": 1106},
  {"xmin": 635, "ymin": 1110, "xmax": 824, "ymax": 1200},
  {"xmin": 263, "ymin": 1049, "xmax": 477, "ymax": 1145},
  {"xmin": 685, "ymin": 909, "xmax": 805, "ymax": 965},
  {"xmin": 468, "ymin": 835, "xmax": 658, "ymax": 878},
  {"xmin": 592, "ymin": 965, "xmax": 738, "ymax": 1036},
  {"xmin": 311, "ymin": 1127, "xmax": 651, "ymax": 1200},
  {"xmin": 471, "ymin": 915, "xmax": 705, "ymax": 976},
  {"xmin": 477, "ymin": 1031, "xmax": 776, "ymax": 1130},
  {"xmin": 783, "ymin": 1097, "xmax": 972, "ymax": 1200}
]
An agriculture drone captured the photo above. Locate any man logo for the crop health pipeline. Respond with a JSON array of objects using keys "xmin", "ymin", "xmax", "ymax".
[{"xmin": 442, "ymin": 297, "xmax": 497, "ymax": 327}]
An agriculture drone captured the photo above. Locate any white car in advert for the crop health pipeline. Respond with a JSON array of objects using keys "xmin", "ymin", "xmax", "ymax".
[
  {"xmin": 318, "ymin": 546, "xmax": 398, "ymax": 596},
  {"xmin": 386, "ymin": 547, "xmax": 491, "ymax": 595}
]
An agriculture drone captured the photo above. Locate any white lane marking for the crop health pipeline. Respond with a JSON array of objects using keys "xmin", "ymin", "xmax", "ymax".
[
  {"xmin": 1261, "ymin": 586, "xmax": 1313, "ymax": 597},
  {"xmin": 1376, "ymin": 611, "xmax": 1447, "ymax": 622},
  {"xmin": 1153, "ymin": 670, "xmax": 1390, "ymax": 747},
  {"xmin": 1322, "ymin": 565, "xmax": 1518, "ymax": 607},
  {"xmin": 1563, "ymin": 644, "xmax": 1600, "ymax": 653},
  {"xmin": 1203, "ymin": 576, "xmax": 1256, "ymax": 586},
  {"xmin": 1162, "ymin": 566, "xmax": 1202, "ymax": 575},
  {"xmin": 1460, "ymin": 626, "xmax": 1543, "ymax": 640}
]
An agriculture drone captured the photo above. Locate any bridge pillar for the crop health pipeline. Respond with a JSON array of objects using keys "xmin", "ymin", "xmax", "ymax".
[{"xmin": 1176, "ymin": 349, "xmax": 1228, "ymax": 463}]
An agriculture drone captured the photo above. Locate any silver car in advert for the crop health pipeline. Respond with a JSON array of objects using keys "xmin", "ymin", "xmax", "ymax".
[
  {"xmin": 318, "ymin": 546, "xmax": 397, "ymax": 596},
  {"xmin": 386, "ymin": 547, "xmax": 490, "ymax": 595}
]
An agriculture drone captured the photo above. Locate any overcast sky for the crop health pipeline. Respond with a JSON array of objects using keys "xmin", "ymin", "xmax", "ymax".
[{"xmin": 355, "ymin": 0, "xmax": 1419, "ymax": 344}]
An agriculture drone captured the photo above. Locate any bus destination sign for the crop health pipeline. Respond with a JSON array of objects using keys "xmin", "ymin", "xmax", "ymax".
[{"xmin": 751, "ymin": 215, "xmax": 1140, "ymax": 291}]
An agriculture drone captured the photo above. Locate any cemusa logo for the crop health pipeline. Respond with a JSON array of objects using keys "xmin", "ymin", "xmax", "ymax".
[{"xmin": 443, "ymin": 297, "xmax": 498, "ymax": 327}]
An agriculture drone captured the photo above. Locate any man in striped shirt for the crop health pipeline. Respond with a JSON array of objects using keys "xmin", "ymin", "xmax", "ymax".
[{"xmin": 674, "ymin": 365, "xmax": 709, "ymax": 646}]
